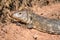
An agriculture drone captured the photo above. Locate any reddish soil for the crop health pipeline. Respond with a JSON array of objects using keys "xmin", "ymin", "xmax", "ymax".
[{"xmin": 0, "ymin": 0, "xmax": 60, "ymax": 40}]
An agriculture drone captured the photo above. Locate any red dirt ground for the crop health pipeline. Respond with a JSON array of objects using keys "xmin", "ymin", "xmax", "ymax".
[{"xmin": 0, "ymin": 0, "xmax": 60, "ymax": 40}]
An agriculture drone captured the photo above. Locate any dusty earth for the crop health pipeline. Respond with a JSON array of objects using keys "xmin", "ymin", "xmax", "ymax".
[{"xmin": 0, "ymin": 0, "xmax": 60, "ymax": 40}]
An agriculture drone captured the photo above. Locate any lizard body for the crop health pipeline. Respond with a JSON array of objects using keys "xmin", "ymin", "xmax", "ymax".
[{"xmin": 11, "ymin": 9, "xmax": 60, "ymax": 35}]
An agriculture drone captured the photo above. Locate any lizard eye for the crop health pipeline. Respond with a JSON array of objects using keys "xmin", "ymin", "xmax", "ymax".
[
  {"xmin": 30, "ymin": 17, "xmax": 32, "ymax": 20},
  {"xmin": 19, "ymin": 13, "xmax": 21, "ymax": 14}
]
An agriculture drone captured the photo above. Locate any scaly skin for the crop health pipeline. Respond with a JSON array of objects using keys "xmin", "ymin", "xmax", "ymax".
[{"xmin": 11, "ymin": 9, "xmax": 60, "ymax": 35}]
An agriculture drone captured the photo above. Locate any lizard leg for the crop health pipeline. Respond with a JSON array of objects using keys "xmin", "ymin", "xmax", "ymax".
[{"xmin": 26, "ymin": 24, "xmax": 33, "ymax": 29}]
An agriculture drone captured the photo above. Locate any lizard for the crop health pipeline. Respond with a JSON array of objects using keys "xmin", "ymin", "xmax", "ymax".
[{"xmin": 10, "ymin": 9, "xmax": 60, "ymax": 35}]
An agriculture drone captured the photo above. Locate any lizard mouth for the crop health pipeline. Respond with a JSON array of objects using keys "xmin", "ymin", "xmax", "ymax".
[
  {"xmin": 11, "ymin": 20, "xmax": 27, "ymax": 25},
  {"xmin": 18, "ymin": 21, "xmax": 27, "ymax": 25}
]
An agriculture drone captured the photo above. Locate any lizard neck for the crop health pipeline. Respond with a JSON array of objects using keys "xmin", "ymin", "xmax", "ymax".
[{"xmin": 32, "ymin": 13, "xmax": 48, "ymax": 24}]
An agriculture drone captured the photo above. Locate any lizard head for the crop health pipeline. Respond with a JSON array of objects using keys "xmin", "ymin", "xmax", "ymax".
[{"xmin": 12, "ymin": 10, "xmax": 32, "ymax": 24}]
